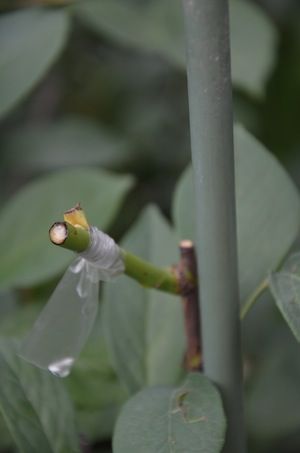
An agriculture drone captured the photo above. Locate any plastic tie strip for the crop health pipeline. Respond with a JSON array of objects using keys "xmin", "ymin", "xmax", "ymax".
[{"xmin": 19, "ymin": 227, "xmax": 124, "ymax": 377}]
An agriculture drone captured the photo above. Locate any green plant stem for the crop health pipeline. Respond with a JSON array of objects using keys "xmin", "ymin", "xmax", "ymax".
[
  {"xmin": 240, "ymin": 278, "xmax": 269, "ymax": 320},
  {"xmin": 121, "ymin": 249, "xmax": 179, "ymax": 294},
  {"xmin": 49, "ymin": 221, "xmax": 181, "ymax": 295},
  {"xmin": 182, "ymin": 1, "xmax": 246, "ymax": 452}
]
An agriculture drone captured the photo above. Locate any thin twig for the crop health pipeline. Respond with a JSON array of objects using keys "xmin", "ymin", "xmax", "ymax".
[
  {"xmin": 240, "ymin": 278, "xmax": 269, "ymax": 320},
  {"xmin": 177, "ymin": 240, "xmax": 202, "ymax": 371}
]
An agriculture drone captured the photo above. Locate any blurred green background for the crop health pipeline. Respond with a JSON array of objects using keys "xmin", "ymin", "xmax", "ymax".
[{"xmin": 1, "ymin": 0, "xmax": 300, "ymax": 452}]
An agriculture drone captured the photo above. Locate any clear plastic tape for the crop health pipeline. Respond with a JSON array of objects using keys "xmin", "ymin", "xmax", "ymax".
[
  {"xmin": 80, "ymin": 226, "xmax": 124, "ymax": 276},
  {"xmin": 19, "ymin": 266, "xmax": 99, "ymax": 376},
  {"xmin": 19, "ymin": 227, "xmax": 125, "ymax": 376},
  {"xmin": 70, "ymin": 227, "xmax": 125, "ymax": 294}
]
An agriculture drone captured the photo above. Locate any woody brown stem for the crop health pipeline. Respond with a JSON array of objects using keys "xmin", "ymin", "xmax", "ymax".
[{"xmin": 177, "ymin": 240, "xmax": 202, "ymax": 372}]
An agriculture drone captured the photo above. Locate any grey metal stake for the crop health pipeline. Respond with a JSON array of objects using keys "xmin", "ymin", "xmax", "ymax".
[{"xmin": 182, "ymin": 1, "xmax": 246, "ymax": 451}]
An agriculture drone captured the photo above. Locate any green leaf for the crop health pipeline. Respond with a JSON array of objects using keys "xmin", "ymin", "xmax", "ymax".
[
  {"xmin": 230, "ymin": 0, "xmax": 277, "ymax": 96},
  {"xmin": 74, "ymin": 0, "xmax": 276, "ymax": 96},
  {"xmin": 2, "ymin": 117, "xmax": 132, "ymax": 171},
  {"xmin": 0, "ymin": 413, "xmax": 12, "ymax": 451},
  {"xmin": 0, "ymin": 297, "xmax": 126, "ymax": 442},
  {"xmin": 65, "ymin": 311, "xmax": 127, "ymax": 442},
  {"xmin": 66, "ymin": 310, "xmax": 127, "ymax": 411},
  {"xmin": 0, "ymin": 168, "xmax": 134, "ymax": 289},
  {"xmin": 173, "ymin": 126, "xmax": 300, "ymax": 304},
  {"xmin": 0, "ymin": 302, "xmax": 42, "ymax": 337},
  {"xmin": 0, "ymin": 339, "xmax": 80, "ymax": 453},
  {"xmin": 113, "ymin": 372, "xmax": 226, "ymax": 453},
  {"xmin": 269, "ymin": 253, "xmax": 300, "ymax": 341},
  {"xmin": 73, "ymin": 0, "xmax": 184, "ymax": 68},
  {"xmin": 102, "ymin": 205, "xmax": 186, "ymax": 393},
  {"xmin": 77, "ymin": 406, "xmax": 121, "ymax": 443},
  {"xmin": 67, "ymin": 343, "xmax": 126, "ymax": 410},
  {"xmin": 246, "ymin": 326, "xmax": 300, "ymax": 443},
  {"xmin": 0, "ymin": 8, "xmax": 69, "ymax": 118}
]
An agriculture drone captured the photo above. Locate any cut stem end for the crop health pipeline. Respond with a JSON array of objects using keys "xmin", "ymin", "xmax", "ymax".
[
  {"xmin": 49, "ymin": 221, "xmax": 90, "ymax": 253},
  {"xmin": 49, "ymin": 222, "xmax": 68, "ymax": 245}
]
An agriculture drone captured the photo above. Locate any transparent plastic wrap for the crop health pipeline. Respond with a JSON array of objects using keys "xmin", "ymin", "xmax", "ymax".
[{"xmin": 19, "ymin": 227, "xmax": 124, "ymax": 377}]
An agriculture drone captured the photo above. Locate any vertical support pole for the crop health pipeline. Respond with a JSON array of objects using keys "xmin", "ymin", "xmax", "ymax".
[{"xmin": 182, "ymin": 1, "xmax": 246, "ymax": 452}]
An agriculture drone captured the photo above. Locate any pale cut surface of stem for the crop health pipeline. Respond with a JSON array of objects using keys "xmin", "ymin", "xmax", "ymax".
[{"xmin": 49, "ymin": 221, "xmax": 90, "ymax": 253}]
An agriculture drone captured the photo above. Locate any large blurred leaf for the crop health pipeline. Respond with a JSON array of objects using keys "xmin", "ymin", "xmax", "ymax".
[
  {"xmin": 102, "ymin": 205, "xmax": 185, "ymax": 393},
  {"xmin": 230, "ymin": 0, "xmax": 277, "ymax": 96},
  {"xmin": 73, "ymin": 0, "xmax": 184, "ymax": 68},
  {"xmin": 0, "ymin": 301, "xmax": 42, "ymax": 337},
  {"xmin": 246, "ymin": 327, "xmax": 300, "ymax": 443},
  {"xmin": 0, "ymin": 168, "xmax": 133, "ymax": 289},
  {"xmin": 77, "ymin": 406, "xmax": 121, "ymax": 443},
  {"xmin": 269, "ymin": 252, "xmax": 300, "ymax": 341},
  {"xmin": 2, "ymin": 117, "xmax": 133, "ymax": 172},
  {"xmin": 74, "ymin": 0, "xmax": 277, "ymax": 96},
  {"xmin": 0, "ymin": 339, "xmax": 80, "ymax": 453},
  {"xmin": 0, "ymin": 413, "xmax": 12, "ymax": 452},
  {"xmin": 0, "ymin": 299, "xmax": 126, "ymax": 443},
  {"xmin": 66, "ymin": 310, "xmax": 127, "ymax": 411},
  {"xmin": 241, "ymin": 282, "xmax": 300, "ymax": 445},
  {"xmin": 113, "ymin": 372, "xmax": 226, "ymax": 453},
  {"xmin": 173, "ymin": 126, "xmax": 300, "ymax": 303},
  {"xmin": 0, "ymin": 8, "xmax": 69, "ymax": 118},
  {"xmin": 66, "ymin": 310, "xmax": 127, "ymax": 442}
]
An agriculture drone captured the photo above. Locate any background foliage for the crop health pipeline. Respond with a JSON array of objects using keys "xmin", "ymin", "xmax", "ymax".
[{"xmin": 1, "ymin": 0, "xmax": 300, "ymax": 452}]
